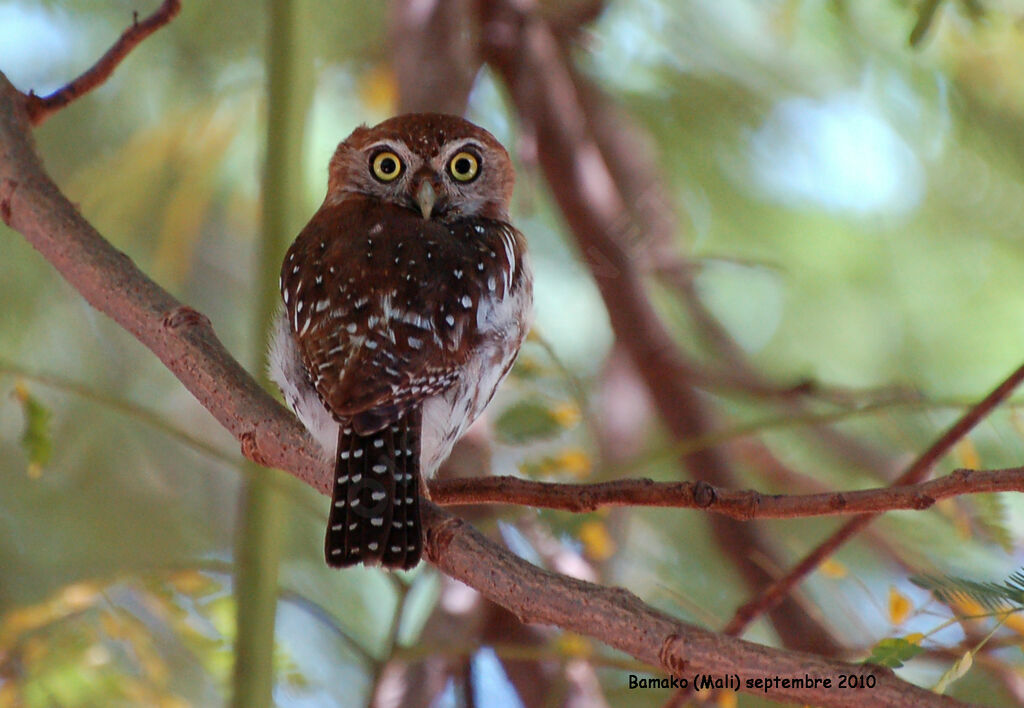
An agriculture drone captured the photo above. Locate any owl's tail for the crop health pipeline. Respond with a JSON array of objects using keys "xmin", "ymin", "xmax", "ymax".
[{"xmin": 325, "ymin": 407, "xmax": 423, "ymax": 570}]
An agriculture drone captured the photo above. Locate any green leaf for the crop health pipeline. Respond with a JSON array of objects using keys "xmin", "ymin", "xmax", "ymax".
[
  {"xmin": 865, "ymin": 637, "xmax": 924, "ymax": 668},
  {"xmin": 494, "ymin": 399, "xmax": 563, "ymax": 444},
  {"xmin": 912, "ymin": 570, "xmax": 1024, "ymax": 611},
  {"xmin": 15, "ymin": 384, "xmax": 53, "ymax": 472}
]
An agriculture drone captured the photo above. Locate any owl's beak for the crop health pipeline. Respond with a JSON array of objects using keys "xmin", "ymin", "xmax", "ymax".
[{"xmin": 415, "ymin": 181, "xmax": 437, "ymax": 220}]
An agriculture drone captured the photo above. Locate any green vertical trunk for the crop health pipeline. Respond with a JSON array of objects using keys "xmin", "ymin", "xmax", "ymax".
[{"xmin": 231, "ymin": 1, "xmax": 313, "ymax": 706}]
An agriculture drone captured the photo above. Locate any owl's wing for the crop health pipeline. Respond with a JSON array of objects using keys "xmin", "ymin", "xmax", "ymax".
[
  {"xmin": 293, "ymin": 301, "xmax": 470, "ymax": 434},
  {"xmin": 281, "ymin": 200, "xmax": 523, "ymax": 434}
]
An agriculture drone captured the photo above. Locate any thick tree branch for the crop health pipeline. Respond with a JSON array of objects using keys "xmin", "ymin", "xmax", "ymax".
[
  {"xmin": 24, "ymin": 0, "xmax": 182, "ymax": 125},
  {"xmin": 0, "ymin": 71, "xmax": 323, "ymax": 493},
  {"xmin": 432, "ymin": 468, "xmax": 1024, "ymax": 517},
  {"xmin": 391, "ymin": 0, "xmax": 481, "ymax": 115},
  {"xmin": 0, "ymin": 70, "xmax": 972, "ymax": 706},
  {"xmin": 421, "ymin": 503, "xmax": 972, "ymax": 708},
  {"xmin": 477, "ymin": 0, "xmax": 841, "ymax": 654}
]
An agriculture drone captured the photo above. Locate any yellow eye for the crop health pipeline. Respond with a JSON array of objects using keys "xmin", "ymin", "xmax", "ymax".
[
  {"xmin": 371, "ymin": 151, "xmax": 403, "ymax": 182},
  {"xmin": 448, "ymin": 151, "xmax": 480, "ymax": 182}
]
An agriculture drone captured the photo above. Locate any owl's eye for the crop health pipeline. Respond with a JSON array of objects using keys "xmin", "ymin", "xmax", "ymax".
[
  {"xmin": 448, "ymin": 151, "xmax": 480, "ymax": 182},
  {"xmin": 371, "ymin": 151, "xmax": 403, "ymax": 182}
]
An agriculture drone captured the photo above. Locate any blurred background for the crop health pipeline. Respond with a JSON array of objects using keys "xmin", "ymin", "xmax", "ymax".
[{"xmin": 3, "ymin": 0, "xmax": 1024, "ymax": 705}]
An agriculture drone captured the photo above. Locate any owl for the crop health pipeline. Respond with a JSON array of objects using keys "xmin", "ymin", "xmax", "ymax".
[{"xmin": 269, "ymin": 114, "xmax": 532, "ymax": 570}]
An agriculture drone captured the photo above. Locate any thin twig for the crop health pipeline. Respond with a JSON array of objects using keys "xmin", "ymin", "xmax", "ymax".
[
  {"xmin": 723, "ymin": 360, "xmax": 1024, "ymax": 637},
  {"xmin": 430, "ymin": 467, "xmax": 1024, "ymax": 518},
  {"xmin": 24, "ymin": 0, "xmax": 182, "ymax": 125}
]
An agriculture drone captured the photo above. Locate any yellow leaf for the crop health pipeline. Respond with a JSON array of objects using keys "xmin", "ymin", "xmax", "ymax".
[
  {"xmin": 579, "ymin": 520, "xmax": 616, "ymax": 561},
  {"xmin": 716, "ymin": 691, "xmax": 738, "ymax": 708},
  {"xmin": 819, "ymin": 558, "xmax": 847, "ymax": 578},
  {"xmin": 168, "ymin": 570, "xmax": 210, "ymax": 595},
  {"xmin": 949, "ymin": 596, "xmax": 987, "ymax": 618},
  {"xmin": 359, "ymin": 64, "xmax": 397, "ymax": 113},
  {"xmin": 999, "ymin": 610, "xmax": 1024, "ymax": 636},
  {"xmin": 889, "ymin": 587, "xmax": 913, "ymax": 625},
  {"xmin": 12, "ymin": 380, "xmax": 29, "ymax": 402},
  {"xmin": 555, "ymin": 632, "xmax": 592, "ymax": 658},
  {"xmin": 551, "ymin": 402, "xmax": 581, "ymax": 429},
  {"xmin": 954, "ymin": 439, "xmax": 981, "ymax": 469},
  {"xmin": 555, "ymin": 448, "xmax": 592, "ymax": 478},
  {"xmin": 511, "ymin": 354, "xmax": 544, "ymax": 378},
  {"xmin": 904, "ymin": 632, "xmax": 925, "ymax": 645}
]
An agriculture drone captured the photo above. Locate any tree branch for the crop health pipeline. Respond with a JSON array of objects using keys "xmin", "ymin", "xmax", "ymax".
[
  {"xmin": 431, "ymin": 468, "xmax": 1024, "ymax": 518},
  {"xmin": 23, "ymin": 0, "xmax": 182, "ymax": 125},
  {"xmin": 0, "ymin": 71, "xmax": 324, "ymax": 493},
  {"xmin": 724, "ymin": 359, "xmax": 1024, "ymax": 637},
  {"xmin": 0, "ymin": 69, "xmax": 973, "ymax": 706},
  {"xmin": 391, "ymin": 0, "xmax": 481, "ymax": 115},
  {"xmin": 477, "ymin": 0, "xmax": 841, "ymax": 654},
  {"xmin": 421, "ymin": 503, "xmax": 973, "ymax": 708}
]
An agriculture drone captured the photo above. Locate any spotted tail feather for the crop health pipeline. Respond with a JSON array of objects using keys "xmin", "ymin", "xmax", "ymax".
[{"xmin": 325, "ymin": 408, "xmax": 422, "ymax": 570}]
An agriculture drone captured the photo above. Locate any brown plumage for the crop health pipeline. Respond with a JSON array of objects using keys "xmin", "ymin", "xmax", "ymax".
[{"xmin": 269, "ymin": 114, "xmax": 532, "ymax": 569}]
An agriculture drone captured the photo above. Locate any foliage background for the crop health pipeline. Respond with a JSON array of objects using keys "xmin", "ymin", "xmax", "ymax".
[{"xmin": 3, "ymin": 0, "xmax": 1024, "ymax": 705}]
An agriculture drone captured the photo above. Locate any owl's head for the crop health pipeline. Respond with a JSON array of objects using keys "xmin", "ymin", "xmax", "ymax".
[{"xmin": 326, "ymin": 113, "xmax": 515, "ymax": 223}]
